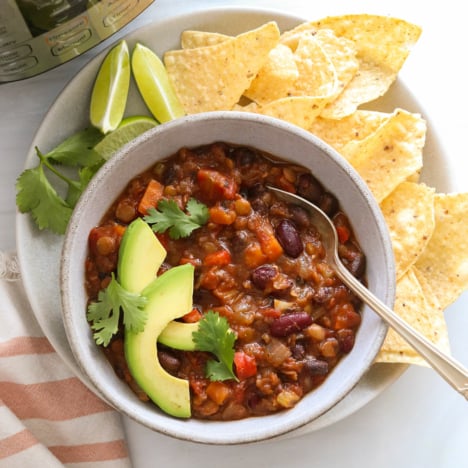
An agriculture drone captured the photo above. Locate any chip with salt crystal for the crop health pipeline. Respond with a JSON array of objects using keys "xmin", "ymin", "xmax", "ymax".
[{"xmin": 341, "ymin": 108, "xmax": 426, "ymax": 202}]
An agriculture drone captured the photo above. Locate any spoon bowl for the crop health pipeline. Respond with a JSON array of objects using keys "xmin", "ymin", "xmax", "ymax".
[{"xmin": 268, "ymin": 186, "xmax": 468, "ymax": 400}]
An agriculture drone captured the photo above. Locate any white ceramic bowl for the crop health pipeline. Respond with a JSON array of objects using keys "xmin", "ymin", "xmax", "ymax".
[{"xmin": 60, "ymin": 111, "xmax": 395, "ymax": 444}]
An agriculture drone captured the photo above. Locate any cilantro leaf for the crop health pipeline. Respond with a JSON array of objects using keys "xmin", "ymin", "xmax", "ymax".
[
  {"xmin": 16, "ymin": 164, "xmax": 73, "ymax": 234},
  {"xmin": 16, "ymin": 135, "xmax": 106, "ymax": 234},
  {"xmin": 47, "ymin": 127, "xmax": 104, "ymax": 167},
  {"xmin": 144, "ymin": 198, "xmax": 209, "ymax": 239},
  {"xmin": 87, "ymin": 274, "xmax": 148, "ymax": 347},
  {"xmin": 192, "ymin": 310, "xmax": 238, "ymax": 381},
  {"xmin": 66, "ymin": 160, "xmax": 105, "ymax": 207}
]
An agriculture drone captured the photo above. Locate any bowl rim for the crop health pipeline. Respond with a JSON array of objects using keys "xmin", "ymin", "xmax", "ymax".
[{"xmin": 60, "ymin": 111, "xmax": 395, "ymax": 444}]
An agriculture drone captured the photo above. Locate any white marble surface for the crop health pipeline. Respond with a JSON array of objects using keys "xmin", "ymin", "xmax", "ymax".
[{"xmin": 1, "ymin": 1, "xmax": 467, "ymax": 467}]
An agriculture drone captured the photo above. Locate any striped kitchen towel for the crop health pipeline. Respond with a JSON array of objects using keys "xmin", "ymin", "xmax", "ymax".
[{"xmin": 0, "ymin": 251, "xmax": 131, "ymax": 468}]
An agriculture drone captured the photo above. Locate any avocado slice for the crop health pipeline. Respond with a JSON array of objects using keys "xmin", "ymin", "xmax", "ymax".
[
  {"xmin": 118, "ymin": 217, "xmax": 199, "ymax": 351},
  {"xmin": 118, "ymin": 217, "xmax": 166, "ymax": 293},
  {"xmin": 159, "ymin": 321, "xmax": 198, "ymax": 351},
  {"xmin": 125, "ymin": 263, "xmax": 194, "ymax": 418}
]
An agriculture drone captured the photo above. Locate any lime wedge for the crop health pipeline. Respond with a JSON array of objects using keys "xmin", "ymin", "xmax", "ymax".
[
  {"xmin": 132, "ymin": 43, "xmax": 185, "ymax": 123},
  {"xmin": 94, "ymin": 115, "xmax": 158, "ymax": 160},
  {"xmin": 90, "ymin": 40, "xmax": 131, "ymax": 134}
]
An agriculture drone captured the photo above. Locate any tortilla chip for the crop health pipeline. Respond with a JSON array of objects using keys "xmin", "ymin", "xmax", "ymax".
[
  {"xmin": 380, "ymin": 181, "xmax": 435, "ymax": 279},
  {"xmin": 256, "ymin": 96, "xmax": 329, "ymax": 130},
  {"xmin": 414, "ymin": 192, "xmax": 468, "ymax": 310},
  {"xmin": 291, "ymin": 33, "xmax": 338, "ymax": 99},
  {"xmin": 322, "ymin": 62, "xmax": 401, "ymax": 118},
  {"xmin": 376, "ymin": 267, "xmax": 450, "ymax": 365},
  {"xmin": 308, "ymin": 110, "xmax": 390, "ymax": 153},
  {"xmin": 342, "ymin": 109, "xmax": 426, "ymax": 202},
  {"xmin": 181, "ymin": 30, "xmax": 230, "ymax": 49},
  {"xmin": 164, "ymin": 22, "xmax": 280, "ymax": 113},
  {"xmin": 312, "ymin": 29, "xmax": 359, "ymax": 95},
  {"xmin": 282, "ymin": 15, "xmax": 422, "ymax": 117},
  {"xmin": 244, "ymin": 44, "xmax": 299, "ymax": 104}
]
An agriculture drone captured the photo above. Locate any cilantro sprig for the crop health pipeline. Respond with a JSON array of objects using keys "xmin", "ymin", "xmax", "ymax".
[
  {"xmin": 193, "ymin": 310, "xmax": 238, "ymax": 381},
  {"xmin": 144, "ymin": 198, "xmax": 209, "ymax": 239},
  {"xmin": 86, "ymin": 274, "xmax": 148, "ymax": 347},
  {"xmin": 16, "ymin": 128, "xmax": 104, "ymax": 235}
]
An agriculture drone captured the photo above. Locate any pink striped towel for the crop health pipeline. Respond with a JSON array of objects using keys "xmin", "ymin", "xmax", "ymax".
[{"xmin": 0, "ymin": 251, "xmax": 131, "ymax": 468}]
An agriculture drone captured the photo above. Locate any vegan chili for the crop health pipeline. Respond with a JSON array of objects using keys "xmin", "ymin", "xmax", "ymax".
[{"xmin": 85, "ymin": 142, "xmax": 366, "ymax": 420}]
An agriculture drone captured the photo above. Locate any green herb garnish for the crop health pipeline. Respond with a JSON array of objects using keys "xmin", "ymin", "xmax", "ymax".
[
  {"xmin": 86, "ymin": 274, "xmax": 148, "ymax": 347},
  {"xmin": 16, "ymin": 128, "xmax": 104, "ymax": 234},
  {"xmin": 192, "ymin": 310, "xmax": 238, "ymax": 381},
  {"xmin": 144, "ymin": 197, "xmax": 209, "ymax": 239}
]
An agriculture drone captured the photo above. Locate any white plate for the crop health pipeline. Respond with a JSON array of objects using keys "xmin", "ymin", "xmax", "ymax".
[{"xmin": 17, "ymin": 5, "xmax": 440, "ymax": 436}]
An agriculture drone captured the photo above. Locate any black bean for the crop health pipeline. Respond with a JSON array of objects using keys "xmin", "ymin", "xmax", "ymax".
[
  {"xmin": 303, "ymin": 358, "xmax": 329, "ymax": 375},
  {"xmin": 270, "ymin": 312, "xmax": 312, "ymax": 337},
  {"xmin": 251, "ymin": 265, "xmax": 277, "ymax": 289},
  {"xmin": 248, "ymin": 184, "xmax": 268, "ymax": 213},
  {"xmin": 162, "ymin": 163, "xmax": 181, "ymax": 185},
  {"xmin": 319, "ymin": 192, "xmax": 339, "ymax": 216},
  {"xmin": 232, "ymin": 147, "xmax": 256, "ymax": 167},
  {"xmin": 338, "ymin": 242, "xmax": 366, "ymax": 278},
  {"xmin": 275, "ymin": 219, "xmax": 303, "ymax": 258},
  {"xmin": 290, "ymin": 205, "xmax": 310, "ymax": 228},
  {"xmin": 337, "ymin": 329, "xmax": 355, "ymax": 353},
  {"xmin": 296, "ymin": 173, "xmax": 323, "ymax": 203},
  {"xmin": 292, "ymin": 343, "xmax": 306, "ymax": 359},
  {"xmin": 157, "ymin": 350, "xmax": 181, "ymax": 373},
  {"xmin": 313, "ymin": 286, "xmax": 335, "ymax": 304}
]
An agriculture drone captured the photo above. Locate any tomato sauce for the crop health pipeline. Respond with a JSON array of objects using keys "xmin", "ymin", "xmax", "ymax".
[{"xmin": 85, "ymin": 142, "xmax": 366, "ymax": 420}]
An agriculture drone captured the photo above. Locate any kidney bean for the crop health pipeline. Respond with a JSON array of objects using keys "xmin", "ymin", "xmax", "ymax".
[
  {"xmin": 296, "ymin": 173, "xmax": 323, "ymax": 203},
  {"xmin": 270, "ymin": 311, "xmax": 312, "ymax": 337},
  {"xmin": 275, "ymin": 219, "xmax": 303, "ymax": 258},
  {"xmin": 251, "ymin": 265, "xmax": 277, "ymax": 289}
]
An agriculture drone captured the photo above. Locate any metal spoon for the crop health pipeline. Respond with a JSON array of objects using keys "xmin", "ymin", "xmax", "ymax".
[{"xmin": 268, "ymin": 185, "xmax": 468, "ymax": 400}]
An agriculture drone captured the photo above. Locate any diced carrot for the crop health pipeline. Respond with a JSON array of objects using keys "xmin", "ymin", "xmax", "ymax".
[
  {"xmin": 197, "ymin": 169, "xmax": 238, "ymax": 202},
  {"xmin": 206, "ymin": 381, "xmax": 231, "ymax": 405},
  {"xmin": 334, "ymin": 213, "xmax": 352, "ymax": 244},
  {"xmin": 179, "ymin": 256, "xmax": 202, "ymax": 267},
  {"xmin": 276, "ymin": 175, "xmax": 296, "ymax": 193},
  {"xmin": 256, "ymin": 228, "xmax": 283, "ymax": 262},
  {"xmin": 182, "ymin": 308, "xmax": 202, "ymax": 323},
  {"xmin": 336, "ymin": 225, "xmax": 350, "ymax": 244},
  {"xmin": 244, "ymin": 242, "xmax": 268, "ymax": 269},
  {"xmin": 333, "ymin": 304, "xmax": 361, "ymax": 330},
  {"xmin": 204, "ymin": 249, "xmax": 231, "ymax": 267},
  {"xmin": 209, "ymin": 204, "xmax": 237, "ymax": 225},
  {"xmin": 137, "ymin": 179, "xmax": 164, "ymax": 215},
  {"xmin": 249, "ymin": 214, "xmax": 284, "ymax": 262},
  {"xmin": 199, "ymin": 267, "xmax": 220, "ymax": 290},
  {"xmin": 260, "ymin": 307, "xmax": 282, "ymax": 319},
  {"xmin": 234, "ymin": 351, "xmax": 257, "ymax": 380},
  {"xmin": 155, "ymin": 232, "xmax": 170, "ymax": 250}
]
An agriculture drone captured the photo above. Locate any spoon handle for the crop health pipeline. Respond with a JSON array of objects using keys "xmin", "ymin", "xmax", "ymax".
[{"xmin": 336, "ymin": 263, "xmax": 468, "ymax": 400}]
